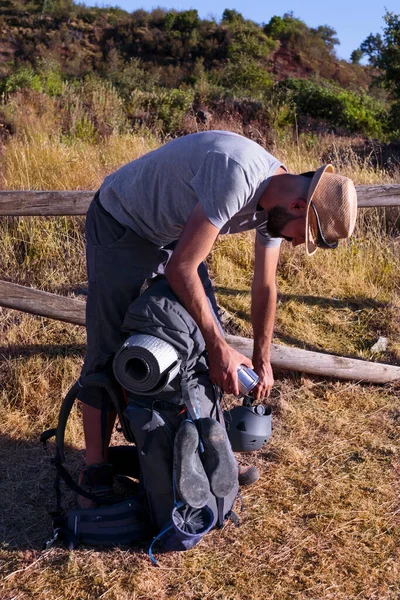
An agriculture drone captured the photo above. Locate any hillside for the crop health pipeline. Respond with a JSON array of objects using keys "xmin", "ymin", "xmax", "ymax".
[
  {"xmin": 1, "ymin": 0, "xmax": 393, "ymax": 143},
  {"xmin": 0, "ymin": 1, "xmax": 369, "ymax": 85}
]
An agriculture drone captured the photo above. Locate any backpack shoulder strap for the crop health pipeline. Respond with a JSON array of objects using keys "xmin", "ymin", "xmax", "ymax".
[
  {"xmin": 56, "ymin": 380, "xmax": 82, "ymax": 462},
  {"xmin": 40, "ymin": 378, "xmax": 119, "ymax": 507},
  {"xmin": 40, "ymin": 380, "xmax": 81, "ymax": 463}
]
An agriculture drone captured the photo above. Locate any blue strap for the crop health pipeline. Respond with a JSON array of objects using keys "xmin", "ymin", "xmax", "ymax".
[
  {"xmin": 148, "ymin": 524, "xmax": 174, "ymax": 566},
  {"xmin": 148, "ymin": 474, "xmax": 185, "ymax": 565}
]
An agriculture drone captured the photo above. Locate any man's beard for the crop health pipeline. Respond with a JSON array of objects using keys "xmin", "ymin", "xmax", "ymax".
[{"xmin": 266, "ymin": 206, "xmax": 300, "ymax": 239}]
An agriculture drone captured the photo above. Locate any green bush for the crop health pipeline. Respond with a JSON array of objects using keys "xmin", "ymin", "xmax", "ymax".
[
  {"xmin": 223, "ymin": 58, "xmax": 273, "ymax": 95},
  {"xmin": 261, "ymin": 87, "xmax": 295, "ymax": 135},
  {"xmin": 152, "ymin": 87, "xmax": 195, "ymax": 132},
  {"xmin": 37, "ymin": 59, "xmax": 64, "ymax": 96},
  {"xmin": 129, "ymin": 87, "xmax": 194, "ymax": 133},
  {"xmin": 73, "ymin": 114, "xmax": 98, "ymax": 142},
  {"xmin": 111, "ymin": 58, "xmax": 160, "ymax": 98},
  {"xmin": 388, "ymin": 100, "xmax": 400, "ymax": 139},
  {"xmin": 264, "ymin": 13, "xmax": 338, "ymax": 51},
  {"xmin": 264, "ymin": 14, "xmax": 305, "ymax": 40},
  {"xmin": 221, "ymin": 9, "xmax": 245, "ymax": 25},
  {"xmin": 0, "ymin": 66, "xmax": 43, "ymax": 95},
  {"xmin": 282, "ymin": 78, "xmax": 388, "ymax": 137},
  {"xmin": 61, "ymin": 75, "xmax": 128, "ymax": 139},
  {"xmin": 227, "ymin": 29, "xmax": 275, "ymax": 61},
  {"xmin": 0, "ymin": 61, "xmax": 64, "ymax": 97},
  {"xmin": 165, "ymin": 9, "xmax": 200, "ymax": 33}
]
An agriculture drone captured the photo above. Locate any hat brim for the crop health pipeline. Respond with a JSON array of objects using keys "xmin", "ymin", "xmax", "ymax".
[{"xmin": 305, "ymin": 164, "xmax": 335, "ymax": 256}]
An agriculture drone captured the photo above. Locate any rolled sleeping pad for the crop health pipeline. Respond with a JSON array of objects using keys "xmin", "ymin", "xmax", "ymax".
[{"xmin": 113, "ymin": 334, "xmax": 181, "ymax": 395}]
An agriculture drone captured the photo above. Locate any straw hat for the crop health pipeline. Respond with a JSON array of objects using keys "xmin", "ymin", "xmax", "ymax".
[{"xmin": 305, "ymin": 164, "xmax": 358, "ymax": 255}]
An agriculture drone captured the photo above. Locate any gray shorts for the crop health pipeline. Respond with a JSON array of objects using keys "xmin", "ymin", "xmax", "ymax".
[{"xmin": 79, "ymin": 193, "xmax": 219, "ymax": 409}]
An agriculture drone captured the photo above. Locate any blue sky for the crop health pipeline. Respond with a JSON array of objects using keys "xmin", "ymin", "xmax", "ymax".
[{"xmin": 84, "ymin": 0, "xmax": 399, "ymax": 61}]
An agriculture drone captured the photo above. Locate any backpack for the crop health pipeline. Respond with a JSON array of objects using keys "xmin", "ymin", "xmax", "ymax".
[{"xmin": 41, "ymin": 280, "xmax": 241, "ymax": 562}]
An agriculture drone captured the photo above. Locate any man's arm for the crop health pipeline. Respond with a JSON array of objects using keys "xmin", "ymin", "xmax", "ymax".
[
  {"xmin": 164, "ymin": 201, "xmax": 253, "ymax": 396},
  {"xmin": 251, "ymin": 239, "xmax": 280, "ymax": 399}
]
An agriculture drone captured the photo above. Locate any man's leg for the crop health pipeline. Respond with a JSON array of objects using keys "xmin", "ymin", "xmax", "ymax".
[
  {"xmin": 82, "ymin": 404, "xmax": 116, "ymax": 465},
  {"xmin": 78, "ymin": 196, "xmax": 167, "ymax": 502}
]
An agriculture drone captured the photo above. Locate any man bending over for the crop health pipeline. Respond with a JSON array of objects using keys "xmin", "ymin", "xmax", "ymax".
[{"xmin": 78, "ymin": 130, "xmax": 357, "ymax": 503}]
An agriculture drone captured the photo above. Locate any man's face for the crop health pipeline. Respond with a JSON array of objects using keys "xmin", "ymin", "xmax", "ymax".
[
  {"xmin": 279, "ymin": 217, "xmax": 306, "ymax": 247},
  {"xmin": 267, "ymin": 205, "xmax": 306, "ymax": 247}
]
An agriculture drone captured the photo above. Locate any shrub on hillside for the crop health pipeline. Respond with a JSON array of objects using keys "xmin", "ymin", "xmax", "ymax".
[
  {"xmin": 128, "ymin": 86, "xmax": 195, "ymax": 133},
  {"xmin": 0, "ymin": 60, "xmax": 64, "ymax": 98},
  {"xmin": 388, "ymin": 100, "xmax": 400, "ymax": 139},
  {"xmin": 282, "ymin": 78, "xmax": 388, "ymax": 138},
  {"xmin": 263, "ymin": 13, "xmax": 349, "ymax": 83},
  {"xmin": 107, "ymin": 57, "xmax": 161, "ymax": 99},
  {"xmin": 0, "ymin": 66, "xmax": 42, "ymax": 95},
  {"xmin": 226, "ymin": 21, "xmax": 275, "ymax": 62},
  {"xmin": 223, "ymin": 58, "xmax": 274, "ymax": 95},
  {"xmin": 264, "ymin": 13, "xmax": 339, "ymax": 54},
  {"xmin": 165, "ymin": 9, "xmax": 200, "ymax": 33},
  {"xmin": 61, "ymin": 75, "xmax": 128, "ymax": 139}
]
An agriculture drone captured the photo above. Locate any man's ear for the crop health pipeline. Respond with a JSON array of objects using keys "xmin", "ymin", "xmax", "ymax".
[{"xmin": 289, "ymin": 198, "xmax": 307, "ymax": 213}]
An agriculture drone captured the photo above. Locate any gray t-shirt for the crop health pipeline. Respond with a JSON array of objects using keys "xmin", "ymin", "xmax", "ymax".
[{"xmin": 99, "ymin": 131, "xmax": 285, "ymax": 248}]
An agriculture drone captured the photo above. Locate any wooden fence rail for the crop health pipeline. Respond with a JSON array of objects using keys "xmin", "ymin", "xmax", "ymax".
[
  {"xmin": 0, "ymin": 184, "xmax": 400, "ymax": 216},
  {"xmin": 1, "ymin": 279, "xmax": 399, "ymax": 385},
  {"xmin": 0, "ymin": 187, "xmax": 399, "ymax": 384}
]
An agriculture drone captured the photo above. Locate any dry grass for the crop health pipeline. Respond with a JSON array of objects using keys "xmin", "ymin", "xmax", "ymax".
[
  {"xmin": 1, "ymin": 344, "xmax": 399, "ymax": 599},
  {"xmin": 212, "ymin": 228, "xmax": 400, "ymax": 361},
  {"xmin": 273, "ymin": 134, "xmax": 400, "ymax": 185},
  {"xmin": 0, "ymin": 118, "xmax": 399, "ymax": 599},
  {"xmin": 1, "ymin": 132, "xmax": 157, "ymax": 191}
]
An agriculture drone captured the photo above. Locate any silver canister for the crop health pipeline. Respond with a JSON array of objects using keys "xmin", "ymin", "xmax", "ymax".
[{"xmin": 237, "ymin": 365, "xmax": 259, "ymax": 396}]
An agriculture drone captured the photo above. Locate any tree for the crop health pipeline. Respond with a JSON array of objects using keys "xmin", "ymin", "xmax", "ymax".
[
  {"xmin": 350, "ymin": 49, "xmax": 363, "ymax": 64},
  {"xmin": 263, "ymin": 14, "xmax": 339, "ymax": 53},
  {"xmin": 311, "ymin": 25, "xmax": 339, "ymax": 51},
  {"xmin": 263, "ymin": 13, "xmax": 306, "ymax": 41},
  {"xmin": 174, "ymin": 10, "xmax": 199, "ymax": 32},
  {"xmin": 221, "ymin": 9, "xmax": 245, "ymax": 25},
  {"xmin": 357, "ymin": 11, "xmax": 400, "ymax": 134},
  {"xmin": 359, "ymin": 33, "xmax": 384, "ymax": 64},
  {"xmin": 359, "ymin": 11, "xmax": 400, "ymax": 98}
]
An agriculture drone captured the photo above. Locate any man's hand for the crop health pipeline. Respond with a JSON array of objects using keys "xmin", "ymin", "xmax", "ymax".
[
  {"xmin": 208, "ymin": 340, "xmax": 254, "ymax": 397},
  {"xmin": 252, "ymin": 360, "xmax": 274, "ymax": 400}
]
